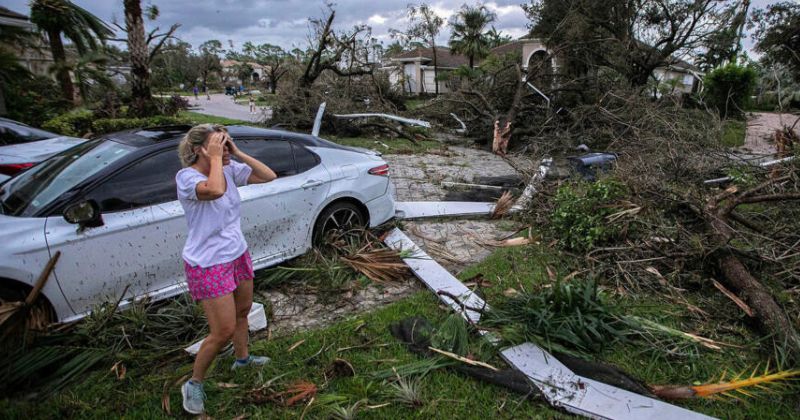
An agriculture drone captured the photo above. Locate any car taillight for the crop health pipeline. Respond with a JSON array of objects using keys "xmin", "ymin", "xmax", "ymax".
[
  {"xmin": 0, "ymin": 162, "xmax": 34, "ymax": 176},
  {"xmin": 368, "ymin": 164, "xmax": 389, "ymax": 177}
]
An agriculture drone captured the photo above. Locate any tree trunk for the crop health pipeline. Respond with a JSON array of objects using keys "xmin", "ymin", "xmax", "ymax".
[
  {"xmin": 706, "ymin": 198, "xmax": 800, "ymax": 355},
  {"xmin": 47, "ymin": 28, "xmax": 75, "ymax": 105},
  {"xmin": 469, "ymin": 55, "xmax": 474, "ymax": 69},
  {"xmin": 124, "ymin": 0, "xmax": 152, "ymax": 117}
]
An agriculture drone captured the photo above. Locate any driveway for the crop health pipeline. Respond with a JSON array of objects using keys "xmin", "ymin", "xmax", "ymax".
[
  {"xmin": 742, "ymin": 112, "xmax": 799, "ymax": 155},
  {"xmin": 182, "ymin": 93, "xmax": 270, "ymax": 123},
  {"xmin": 265, "ymin": 146, "xmax": 526, "ymax": 335}
]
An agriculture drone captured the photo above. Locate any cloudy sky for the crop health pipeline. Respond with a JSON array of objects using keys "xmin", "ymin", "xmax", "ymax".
[{"xmin": 3, "ymin": 0, "xmax": 790, "ymax": 53}]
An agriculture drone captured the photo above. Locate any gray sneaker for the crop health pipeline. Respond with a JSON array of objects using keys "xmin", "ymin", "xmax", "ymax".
[
  {"xmin": 181, "ymin": 379, "xmax": 205, "ymax": 415},
  {"xmin": 231, "ymin": 355, "xmax": 271, "ymax": 371}
]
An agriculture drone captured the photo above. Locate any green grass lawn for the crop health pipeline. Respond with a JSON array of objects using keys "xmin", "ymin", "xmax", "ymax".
[
  {"xmin": 722, "ymin": 119, "xmax": 746, "ymax": 147},
  {"xmin": 0, "ymin": 291, "xmax": 564, "ymax": 419},
  {"xmin": 178, "ymin": 111, "xmax": 251, "ymax": 126},
  {"xmin": 2, "ymin": 234, "xmax": 795, "ymax": 419}
]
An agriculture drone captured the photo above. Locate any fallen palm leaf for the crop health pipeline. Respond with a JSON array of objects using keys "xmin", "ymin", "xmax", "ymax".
[
  {"xmin": 269, "ymin": 380, "xmax": 318, "ymax": 406},
  {"xmin": 491, "ymin": 191, "xmax": 514, "ymax": 219},
  {"xmin": 287, "ymin": 339, "xmax": 306, "ymax": 352},
  {"xmin": 110, "ymin": 361, "xmax": 126, "ymax": 380},
  {"xmin": 428, "ymin": 347, "xmax": 499, "ymax": 371},
  {"xmin": 711, "ymin": 278, "xmax": 754, "ymax": 317},
  {"xmin": 627, "ymin": 316, "xmax": 737, "ymax": 350},
  {"xmin": 340, "ymin": 248, "xmax": 409, "ymax": 283},
  {"xmin": 651, "ymin": 368, "xmax": 800, "ymax": 400}
]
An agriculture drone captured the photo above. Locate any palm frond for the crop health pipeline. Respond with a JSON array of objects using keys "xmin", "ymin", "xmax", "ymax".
[{"xmin": 652, "ymin": 367, "xmax": 800, "ymax": 400}]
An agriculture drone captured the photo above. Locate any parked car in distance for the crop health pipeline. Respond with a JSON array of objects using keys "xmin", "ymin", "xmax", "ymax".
[
  {"xmin": 0, "ymin": 117, "xmax": 85, "ymax": 179},
  {"xmin": 0, "ymin": 125, "xmax": 395, "ymax": 324}
]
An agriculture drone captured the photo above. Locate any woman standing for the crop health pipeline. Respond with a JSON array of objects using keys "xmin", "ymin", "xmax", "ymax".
[{"xmin": 175, "ymin": 124, "xmax": 277, "ymax": 414}]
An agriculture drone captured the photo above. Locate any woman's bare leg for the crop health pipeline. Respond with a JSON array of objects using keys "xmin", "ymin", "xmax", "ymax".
[
  {"xmin": 192, "ymin": 294, "xmax": 236, "ymax": 381},
  {"xmin": 232, "ymin": 280, "xmax": 254, "ymax": 359}
]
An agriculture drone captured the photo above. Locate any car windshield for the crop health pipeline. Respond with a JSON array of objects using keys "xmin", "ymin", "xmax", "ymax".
[
  {"xmin": 0, "ymin": 139, "xmax": 135, "ymax": 217},
  {"xmin": 0, "ymin": 122, "xmax": 58, "ymax": 145}
]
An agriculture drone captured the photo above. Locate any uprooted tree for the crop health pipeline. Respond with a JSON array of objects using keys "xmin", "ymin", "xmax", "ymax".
[
  {"xmin": 516, "ymin": 93, "xmax": 800, "ymax": 358},
  {"xmin": 270, "ymin": 4, "xmax": 409, "ymax": 137}
]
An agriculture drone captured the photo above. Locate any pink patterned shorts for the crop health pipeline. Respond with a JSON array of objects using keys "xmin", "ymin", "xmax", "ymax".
[{"xmin": 184, "ymin": 250, "xmax": 254, "ymax": 301}]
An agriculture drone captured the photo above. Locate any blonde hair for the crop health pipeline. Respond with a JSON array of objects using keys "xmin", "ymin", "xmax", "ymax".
[{"xmin": 178, "ymin": 124, "xmax": 227, "ymax": 167}]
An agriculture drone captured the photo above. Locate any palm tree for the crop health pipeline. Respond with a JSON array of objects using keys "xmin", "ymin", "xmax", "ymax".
[
  {"xmin": 448, "ymin": 5, "xmax": 496, "ymax": 68},
  {"xmin": 30, "ymin": 0, "xmax": 113, "ymax": 105}
]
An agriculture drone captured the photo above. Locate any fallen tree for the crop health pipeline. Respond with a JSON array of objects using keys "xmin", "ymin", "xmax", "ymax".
[{"xmin": 522, "ymin": 92, "xmax": 800, "ymax": 360}]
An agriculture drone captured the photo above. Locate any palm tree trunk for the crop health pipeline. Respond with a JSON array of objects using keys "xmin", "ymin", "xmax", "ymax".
[
  {"xmin": 125, "ymin": 0, "xmax": 152, "ymax": 117},
  {"xmin": 47, "ymin": 28, "xmax": 75, "ymax": 105},
  {"xmin": 469, "ymin": 55, "xmax": 474, "ymax": 69}
]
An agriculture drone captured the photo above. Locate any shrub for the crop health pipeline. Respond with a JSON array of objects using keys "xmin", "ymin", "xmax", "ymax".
[
  {"xmin": 703, "ymin": 63, "xmax": 757, "ymax": 119},
  {"xmin": 3, "ymin": 75, "xmax": 68, "ymax": 127},
  {"xmin": 92, "ymin": 115, "xmax": 189, "ymax": 135},
  {"xmin": 42, "ymin": 109, "xmax": 94, "ymax": 137},
  {"xmin": 155, "ymin": 95, "xmax": 189, "ymax": 116},
  {"xmin": 550, "ymin": 178, "xmax": 626, "ymax": 251}
]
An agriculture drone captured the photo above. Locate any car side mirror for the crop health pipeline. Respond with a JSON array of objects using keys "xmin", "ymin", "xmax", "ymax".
[{"xmin": 63, "ymin": 200, "xmax": 103, "ymax": 228}]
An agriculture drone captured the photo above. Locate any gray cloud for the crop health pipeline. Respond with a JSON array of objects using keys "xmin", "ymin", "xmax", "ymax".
[
  {"xmin": 3, "ymin": 0, "xmax": 787, "ymax": 54},
  {"xmin": 3, "ymin": 0, "xmax": 529, "ymax": 51}
]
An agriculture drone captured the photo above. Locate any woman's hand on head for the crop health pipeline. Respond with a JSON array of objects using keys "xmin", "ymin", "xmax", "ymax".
[
  {"xmin": 200, "ymin": 132, "xmax": 226, "ymax": 161},
  {"xmin": 224, "ymin": 135, "xmax": 241, "ymax": 157}
]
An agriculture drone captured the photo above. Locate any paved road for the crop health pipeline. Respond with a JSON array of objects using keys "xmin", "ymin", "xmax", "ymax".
[
  {"xmin": 743, "ymin": 112, "xmax": 799, "ymax": 155},
  {"xmin": 182, "ymin": 93, "xmax": 271, "ymax": 123}
]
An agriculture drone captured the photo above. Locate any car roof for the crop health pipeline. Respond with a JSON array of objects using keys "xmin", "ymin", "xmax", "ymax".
[
  {"xmin": 104, "ymin": 124, "xmax": 364, "ymax": 153},
  {"xmin": 0, "ymin": 118, "xmax": 59, "ymax": 138}
]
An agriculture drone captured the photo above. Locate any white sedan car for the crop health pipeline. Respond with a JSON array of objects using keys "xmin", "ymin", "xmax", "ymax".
[{"xmin": 0, "ymin": 125, "xmax": 395, "ymax": 323}]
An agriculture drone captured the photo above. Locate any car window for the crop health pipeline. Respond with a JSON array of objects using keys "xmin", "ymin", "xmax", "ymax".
[
  {"xmin": 0, "ymin": 139, "xmax": 135, "ymax": 217},
  {"xmin": 85, "ymin": 149, "xmax": 182, "ymax": 212},
  {"xmin": 292, "ymin": 143, "xmax": 319, "ymax": 173},
  {"xmin": 236, "ymin": 139, "xmax": 296, "ymax": 176}
]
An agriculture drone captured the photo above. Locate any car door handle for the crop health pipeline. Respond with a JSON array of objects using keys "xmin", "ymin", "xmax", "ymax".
[{"xmin": 301, "ymin": 179, "xmax": 323, "ymax": 189}]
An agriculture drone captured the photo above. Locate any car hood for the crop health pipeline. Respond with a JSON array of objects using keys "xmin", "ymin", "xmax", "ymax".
[
  {"xmin": 0, "ymin": 213, "xmax": 45, "ymax": 241},
  {"xmin": 0, "ymin": 136, "xmax": 85, "ymax": 163}
]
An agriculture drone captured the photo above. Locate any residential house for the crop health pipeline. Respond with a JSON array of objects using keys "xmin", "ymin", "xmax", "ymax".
[
  {"xmin": 386, "ymin": 48, "xmax": 469, "ymax": 94},
  {"xmin": 221, "ymin": 59, "xmax": 270, "ymax": 87},
  {"xmin": 386, "ymin": 38, "xmax": 702, "ymax": 96},
  {"xmin": 0, "ymin": 6, "xmax": 54, "ymax": 78}
]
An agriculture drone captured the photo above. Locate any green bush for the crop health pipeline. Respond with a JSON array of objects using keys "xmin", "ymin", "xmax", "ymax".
[
  {"xmin": 550, "ymin": 179, "xmax": 626, "ymax": 251},
  {"xmin": 42, "ymin": 109, "xmax": 94, "ymax": 137},
  {"xmin": 703, "ymin": 63, "xmax": 757, "ymax": 119},
  {"xmin": 2, "ymin": 75, "xmax": 68, "ymax": 127},
  {"xmin": 92, "ymin": 115, "xmax": 189, "ymax": 135}
]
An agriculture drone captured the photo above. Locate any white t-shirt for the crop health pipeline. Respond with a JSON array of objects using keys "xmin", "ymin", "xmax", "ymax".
[{"xmin": 176, "ymin": 160, "xmax": 253, "ymax": 268}]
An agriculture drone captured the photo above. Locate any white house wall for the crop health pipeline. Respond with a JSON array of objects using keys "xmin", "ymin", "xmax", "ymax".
[{"xmin": 422, "ymin": 68, "xmax": 450, "ymax": 93}]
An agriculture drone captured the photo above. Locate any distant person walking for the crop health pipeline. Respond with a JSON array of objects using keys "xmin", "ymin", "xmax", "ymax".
[
  {"xmin": 249, "ymin": 95, "xmax": 256, "ymax": 114},
  {"xmin": 204, "ymin": 85, "xmax": 210, "ymax": 100},
  {"xmin": 193, "ymin": 85, "xmax": 199, "ymax": 100},
  {"xmin": 176, "ymin": 124, "xmax": 277, "ymax": 415}
]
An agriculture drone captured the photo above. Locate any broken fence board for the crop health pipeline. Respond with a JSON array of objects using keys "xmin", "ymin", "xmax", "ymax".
[
  {"xmin": 394, "ymin": 201, "xmax": 496, "ymax": 220},
  {"xmin": 502, "ymin": 343, "xmax": 716, "ymax": 420},
  {"xmin": 384, "ymin": 228, "xmax": 486, "ymax": 324}
]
